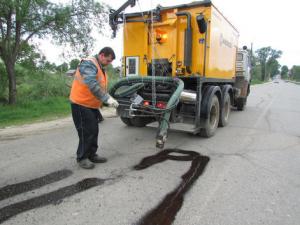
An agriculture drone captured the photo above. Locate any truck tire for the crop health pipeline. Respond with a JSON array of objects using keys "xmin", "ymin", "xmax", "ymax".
[
  {"xmin": 120, "ymin": 117, "xmax": 133, "ymax": 126},
  {"xmin": 130, "ymin": 117, "xmax": 152, "ymax": 127},
  {"xmin": 236, "ymin": 97, "xmax": 247, "ymax": 111},
  {"xmin": 219, "ymin": 92, "xmax": 231, "ymax": 127},
  {"xmin": 199, "ymin": 95, "xmax": 220, "ymax": 137}
]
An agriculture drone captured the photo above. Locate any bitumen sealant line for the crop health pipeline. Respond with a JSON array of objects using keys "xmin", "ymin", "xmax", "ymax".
[
  {"xmin": 0, "ymin": 170, "xmax": 73, "ymax": 201},
  {"xmin": 0, "ymin": 149, "xmax": 209, "ymax": 225},
  {"xmin": 0, "ymin": 178, "xmax": 105, "ymax": 224},
  {"xmin": 134, "ymin": 149, "xmax": 210, "ymax": 225}
]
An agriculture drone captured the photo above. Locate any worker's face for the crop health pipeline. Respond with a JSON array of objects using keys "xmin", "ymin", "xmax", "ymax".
[{"xmin": 98, "ymin": 53, "xmax": 113, "ymax": 66}]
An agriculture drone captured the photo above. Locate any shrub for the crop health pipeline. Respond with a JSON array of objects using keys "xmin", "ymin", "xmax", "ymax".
[{"xmin": 17, "ymin": 72, "xmax": 70, "ymax": 103}]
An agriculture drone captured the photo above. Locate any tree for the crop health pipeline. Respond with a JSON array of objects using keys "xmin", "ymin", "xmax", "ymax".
[
  {"xmin": 256, "ymin": 47, "xmax": 270, "ymax": 81},
  {"xmin": 267, "ymin": 59, "xmax": 280, "ymax": 79},
  {"xmin": 256, "ymin": 47, "xmax": 282, "ymax": 81},
  {"xmin": 0, "ymin": 61, "xmax": 8, "ymax": 102},
  {"xmin": 250, "ymin": 52, "xmax": 261, "ymax": 81},
  {"xmin": 290, "ymin": 65, "xmax": 300, "ymax": 81},
  {"xmin": 17, "ymin": 43, "xmax": 41, "ymax": 70},
  {"xmin": 280, "ymin": 65, "xmax": 289, "ymax": 79},
  {"xmin": 69, "ymin": 58, "xmax": 80, "ymax": 70},
  {"xmin": 56, "ymin": 62, "xmax": 68, "ymax": 73},
  {"xmin": 0, "ymin": 0, "xmax": 108, "ymax": 104},
  {"xmin": 38, "ymin": 56, "xmax": 57, "ymax": 71},
  {"xmin": 266, "ymin": 49, "xmax": 282, "ymax": 79}
]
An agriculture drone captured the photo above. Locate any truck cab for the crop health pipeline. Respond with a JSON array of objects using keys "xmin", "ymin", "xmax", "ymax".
[
  {"xmin": 234, "ymin": 49, "xmax": 251, "ymax": 110},
  {"xmin": 236, "ymin": 49, "xmax": 251, "ymax": 82}
]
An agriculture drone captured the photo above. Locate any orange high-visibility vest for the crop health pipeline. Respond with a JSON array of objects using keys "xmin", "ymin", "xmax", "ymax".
[{"xmin": 70, "ymin": 57, "xmax": 108, "ymax": 109}]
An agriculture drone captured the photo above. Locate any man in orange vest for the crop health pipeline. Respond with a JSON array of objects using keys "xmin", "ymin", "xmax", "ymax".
[{"xmin": 70, "ymin": 47, "xmax": 119, "ymax": 169}]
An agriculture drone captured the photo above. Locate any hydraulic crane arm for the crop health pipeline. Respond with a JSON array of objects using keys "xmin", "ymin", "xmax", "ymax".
[{"xmin": 109, "ymin": 0, "xmax": 136, "ymax": 38}]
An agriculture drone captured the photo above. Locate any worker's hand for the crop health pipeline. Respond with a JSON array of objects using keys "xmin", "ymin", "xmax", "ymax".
[{"xmin": 106, "ymin": 96, "xmax": 119, "ymax": 108}]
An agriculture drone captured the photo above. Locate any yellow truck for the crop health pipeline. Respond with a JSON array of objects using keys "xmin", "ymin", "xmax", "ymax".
[{"xmin": 109, "ymin": 0, "xmax": 251, "ymax": 148}]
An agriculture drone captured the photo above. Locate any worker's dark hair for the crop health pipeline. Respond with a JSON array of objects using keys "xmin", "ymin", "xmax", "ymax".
[{"xmin": 99, "ymin": 47, "xmax": 115, "ymax": 60}]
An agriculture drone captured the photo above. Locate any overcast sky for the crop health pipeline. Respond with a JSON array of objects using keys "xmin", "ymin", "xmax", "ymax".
[{"xmin": 43, "ymin": 0, "xmax": 300, "ymax": 68}]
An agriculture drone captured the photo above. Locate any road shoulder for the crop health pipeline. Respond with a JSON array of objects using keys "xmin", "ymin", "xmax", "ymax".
[{"xmin": 0, "ymin": 107, "xmax": 117, "ymax": 139}]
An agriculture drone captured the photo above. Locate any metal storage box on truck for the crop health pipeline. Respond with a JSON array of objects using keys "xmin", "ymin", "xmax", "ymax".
[{"xmin": 123, "ymin": 0, "xmax": 239, "ymax": 81}]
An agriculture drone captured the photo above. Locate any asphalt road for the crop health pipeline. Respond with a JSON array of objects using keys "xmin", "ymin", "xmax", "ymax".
[{"xmin": 0, "ymin": 80, "xmax": 300, "ymax": 225}]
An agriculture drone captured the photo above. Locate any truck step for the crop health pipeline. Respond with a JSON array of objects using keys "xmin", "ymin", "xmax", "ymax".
[{"xmin": 147, "ymin": 122, "xmax": 196, "ymax": 133}]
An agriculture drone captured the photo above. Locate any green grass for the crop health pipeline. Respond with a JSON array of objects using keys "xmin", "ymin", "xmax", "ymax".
[
  {"xmin": 288, "ymin": 79, "xmax": 300, "ymax": 85},
  {"xmin": 0, "ymin": 97, "xmax": 71, "ymax": 128},
  {"xmin": 292, "ymin": 78, "xmax": 300, "ymax": 83}
]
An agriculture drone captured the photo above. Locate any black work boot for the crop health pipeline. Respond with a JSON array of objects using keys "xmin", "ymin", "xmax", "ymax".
[
  {"xmin": 89, "ymin": 154, "xmax": 107, "ymax": 163},
  {"xmin": 78, "ymin": 159, "xmax": 95, "ymax": 169},
  {"xmin": 97, "ymin": 111, "xmax": 104, "ymax": 123}
]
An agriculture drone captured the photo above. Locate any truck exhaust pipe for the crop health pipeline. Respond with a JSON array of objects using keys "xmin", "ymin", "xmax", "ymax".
[{"xmin": 180, "ymin": 90, "xmax": 197, "ymax": 102}]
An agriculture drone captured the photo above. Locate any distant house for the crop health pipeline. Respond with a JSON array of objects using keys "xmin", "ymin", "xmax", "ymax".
[{"xmin": 65, "ymin": 69, "xmax": 76, "ymax": 77}]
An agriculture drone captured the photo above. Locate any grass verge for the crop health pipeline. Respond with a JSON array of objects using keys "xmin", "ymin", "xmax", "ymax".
[
  {"xmin": 289, "ymin": 79, "xmax": 300, "ymax": 85},
  {"xmin": 0, "ymin": 97, "xmax": 70, "ymax": 128}
]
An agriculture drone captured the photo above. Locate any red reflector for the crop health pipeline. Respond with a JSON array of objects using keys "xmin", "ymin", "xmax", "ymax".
[
  {"xmin": 156, "ymin": 101, "xmax": 166, "ymax": 109},
  {"xmin": 143, "ymin": 101, "xmax": 150, "ymax": 106}
]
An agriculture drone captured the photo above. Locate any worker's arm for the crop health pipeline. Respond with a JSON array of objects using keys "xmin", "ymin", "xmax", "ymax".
[{"xmin": 79, "ymin": 60, "xmax": 109, "ymax": 103}]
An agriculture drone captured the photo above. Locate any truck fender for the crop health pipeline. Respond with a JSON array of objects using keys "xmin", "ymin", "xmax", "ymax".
[
  {"xmin": 201, "ymin": 85, "xmax": 222, "ymax": 119},
  {"xmin": 221, "ymin": 85, "xmax": 233, "ymax": 107}
]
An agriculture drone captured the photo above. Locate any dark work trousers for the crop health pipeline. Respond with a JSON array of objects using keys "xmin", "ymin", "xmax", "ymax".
[{"xmin": 71, "ymin": 103, "xmax": 101, "ymax": 162}]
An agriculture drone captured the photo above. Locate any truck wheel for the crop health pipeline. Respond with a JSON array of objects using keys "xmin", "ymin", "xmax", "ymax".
[
  {"xmin": 199, "ymin": 95, "xmax": 220, "ymax": 137},
  {"xmin": 120, "ymin": 117, "xmax": 133, "ymax": 126},
  {"xmin": 236, "ymin": 97, "xmax": 247, "ymax": 111},
  {"xmin": 219, "ymin": 92, "xmax": 231, "ymax": 127},
  {"xmin": 130, "ymin": 117, "xmax": 150, "ymax": 127}
]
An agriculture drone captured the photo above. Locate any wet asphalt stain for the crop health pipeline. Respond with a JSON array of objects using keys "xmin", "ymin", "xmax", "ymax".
[
  {"xmin": 0, "ymin": 178, "xmax": 104, "ymax": 224},
  {"xmin": 0, "ymin": 169, "xmax": 73, "ymax": 201},
  {"xmin": 0, "ymin": 135, "xmax": 25, "ymax": 141},
  {"xmin": 134, "ymin": 149, "xmax": 210, "ymax": 225}
]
